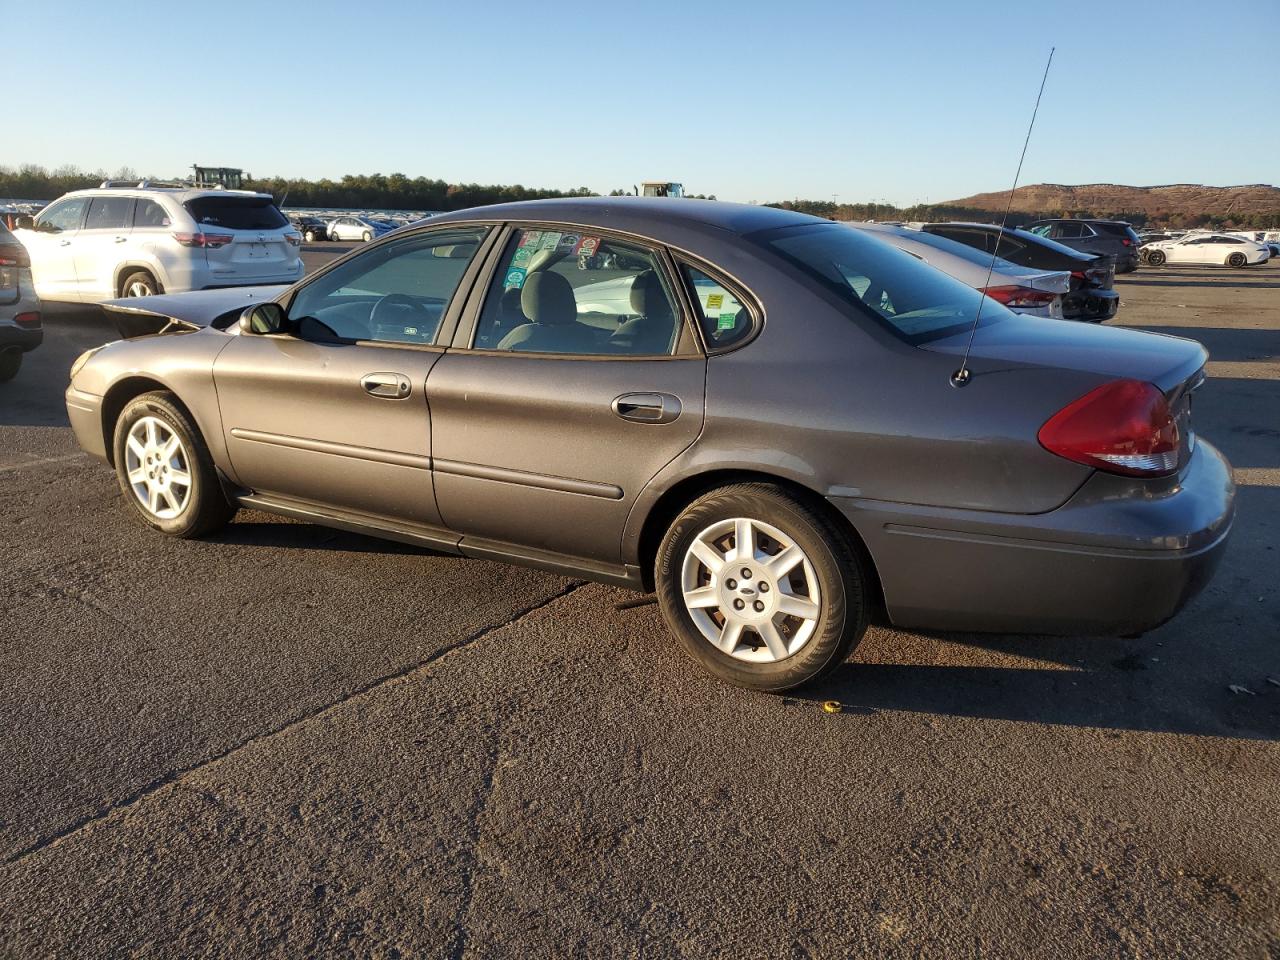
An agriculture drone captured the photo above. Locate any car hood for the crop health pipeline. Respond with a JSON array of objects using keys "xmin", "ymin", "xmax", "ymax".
[
  {"xmin": 99, "ymin": 285, "xmax": 289, "ymax": 338},
  {"xmin": 924, "ymin": 315, "xmax": 1206, "ymax": 394}
]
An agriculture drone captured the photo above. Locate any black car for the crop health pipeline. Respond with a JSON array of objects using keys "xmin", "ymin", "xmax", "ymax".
[
  {"xmin": 920, "ymin": 222, "xmax": 1120, "ymax": 322},
  {"xmin": 1027, "ymin": 219, "xmax": 1142, "ymax": 273},
  {"xmin": 288, "ymin": 215, "xmax": 331, "ymax": 243}
]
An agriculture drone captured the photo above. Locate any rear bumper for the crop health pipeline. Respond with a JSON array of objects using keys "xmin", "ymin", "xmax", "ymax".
[
  {"xmin": 1063, "ymin": 288, "xmax": 1119, "ymax": 322},
  {"xmin": 0, "ymin": 323, "xmax": 43, "ymax": 353},
  {"xmin": 832, "ymin": 439, "xmax": 1235, "ymax": 635}
]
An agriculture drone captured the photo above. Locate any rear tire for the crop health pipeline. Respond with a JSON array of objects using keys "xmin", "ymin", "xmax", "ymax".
[
  {"xmin": 0, "ymin": 347, "xmax": 21, "ymax": 382},
  {"xmin": 112, "ymin": 391, "xmax": 236, "ymax": 538},
  {"xmin": 304, "ymin": 229, "xmax": 316, "ymax": 243},
  {"xmin": 655, "ymin": 483, "xmax": 869, "ymax": 691},
  {"xmin": 1146, "ymin": 249, "xmax": 1167, "ymax": 266},
  {"xmin": 1227, "ymin": 252, "xmax": 1247, "ymax": 268},
  {"xmin": 120, "ymin": 270, "xmax": 160, "ymax": 298},
  {"xmin": 362, "ymin": 230, "xmax": 373, "ymax": 242}
]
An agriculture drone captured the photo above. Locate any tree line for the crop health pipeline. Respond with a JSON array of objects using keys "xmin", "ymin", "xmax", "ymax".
[{"xmin": 2, "ymin": 164, "xmax": 1276, "ymax": 228}]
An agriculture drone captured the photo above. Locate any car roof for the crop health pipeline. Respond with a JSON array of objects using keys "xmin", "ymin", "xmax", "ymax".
[
  {"xmin": 59, "ymin": 187, "xmax": 273, "ymax": 202},
  {"xmin": 426, "ymin": 196, "xmax": 823, "ymax": 240}
]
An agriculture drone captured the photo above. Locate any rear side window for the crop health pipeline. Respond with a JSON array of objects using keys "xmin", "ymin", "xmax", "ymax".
[
  {"xmin": 754, "ymin": 222, "xmax": 1010, "ymax": 344},
  {"xmin": 84, "ymin": 196, "xmax": 134, "ymax": 230},
  {"xmin": 680, "ymin": 263, "xmax": 754, "ymax": 349},
  {"xmin": 184, "ymin": 196, "xmax": 287, "ymax": 230},
  {"xmin": 135, "ymin": 199, "xmax": 172, "ymax": 228}
]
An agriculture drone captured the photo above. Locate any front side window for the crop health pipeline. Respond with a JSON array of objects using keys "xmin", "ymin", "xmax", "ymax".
[
  {"xmin": 35, "ymin": 198, "xmax": 87, "ymax": 233},
  {"xmin": 472, "ymin": 229, "xmax": 681, "ymax": 356},
  {"xmin": 287, "ymin": 227, "xmax": 487, "ymax": 345},
  {"xmin": 84, "ymin": 196, "xmax": 134, "ymax": 231},
  {"xmin": 754, "ymin": 222, "xmax": 1012, "ymax": 344},
  {"xmin": 680, "ymin": 263, "xmax": 754, "ymax": 349}
]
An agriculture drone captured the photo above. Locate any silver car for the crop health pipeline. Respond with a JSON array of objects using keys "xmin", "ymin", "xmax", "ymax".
[
  {"xmin": 328, "ymin": 216, "xmax": 396, "ymax": 243},
  {"xmin": 0, "ymin": 223, "xmax": 42, "ymax": 381},
  {"xmin": 63, "ymin": 198, "xmax": 1234, "ymax": 691}
]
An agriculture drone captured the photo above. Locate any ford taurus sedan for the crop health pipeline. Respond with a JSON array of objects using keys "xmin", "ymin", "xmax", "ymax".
[{"xmin": 63, "ymin": 198, "xmax": 1235, "ymax": 691}]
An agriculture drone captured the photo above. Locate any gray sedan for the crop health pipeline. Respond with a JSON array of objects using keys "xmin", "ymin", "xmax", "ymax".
[{"xmin": 63, "ymin": 198, "xmax": 1234, "ymax": 691}]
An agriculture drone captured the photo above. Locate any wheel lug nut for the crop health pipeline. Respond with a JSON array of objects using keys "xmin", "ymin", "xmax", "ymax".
[
  {"xmin": 758, "ymin": 582, "xmax": 770, "ymax": 593},
  {"xmin": 733, "ymin": 599, "xmax": 745, "ymax": 611},
  {"xmin": 753, "ymin": 600, "xmax": 765, "ymax": 612},
  {"xmin": 741, "ymin": 568, "xmax": 752, "ymax": 579},
  {"xmin": 726, "ymin": 578, "xmax": 737, "ymax": 589}
]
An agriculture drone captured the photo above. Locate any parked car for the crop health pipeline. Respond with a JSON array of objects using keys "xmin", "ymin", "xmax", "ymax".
[
  {"xmin": 918, "ymin": 222, "xmax": 1120, "ymax": 322},
  {"xmin": 64, "ymin": 198, "xmax": 1234, "ymax": 691},
  {"xmin": 13, "ymin": 184, "xmax": 303, "ymax": 302},
  {"xmin": 0, "ymin": 223, "xmax": 41, "ymax": 381},
  {"xmin": 846, "ymin": 223, "xmax": 1070, "ymax": 319},
  {"xmin": 289, "ymin": 215, "xmax": 331, "ymax": 243},
  {"xmin": 1142, "ymin": 233, "xmax": 1271, "ymax": 267},
  {"xmin": 1028, "ymin": 219, "xmax": 1142, "ymax": 273},
  {"xmin": 328, "ymin": 216, "xmax": 396, "ymax": 242}
]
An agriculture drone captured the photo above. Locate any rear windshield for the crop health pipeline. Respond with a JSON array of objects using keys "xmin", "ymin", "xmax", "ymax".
[
  {"xmin": 1095, "ymin": 222, "xmax": 1140, "ymax": 242},
  {"xmin": 754, "ymin": 223, "xmax": 1010, "ymax": 344},
  {"xmin": 184, "ymin": 196, "xmax": 288, "ymax": 230}
]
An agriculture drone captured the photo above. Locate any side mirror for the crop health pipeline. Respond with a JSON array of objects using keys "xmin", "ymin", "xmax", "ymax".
[
  {"xmin": 14, "ymin": 215, "xmax": 34, "ymax": 230},
  {"xmin": 239, "ymin": 302, "xmax": 287, "ymax": 335}
]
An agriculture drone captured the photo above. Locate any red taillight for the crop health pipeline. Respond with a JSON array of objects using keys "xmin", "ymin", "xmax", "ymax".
[
  {"xmin": 980, "ymin": 285, "xmax": 1058, "ymax": 308},
  {"xmin": 1070, "ymin": 270, "xmax": 1086, "ymax": 281},
  {"xmin": 285, "ymin": 233, "xmax": 301, "ymax": 247},
  {"xmin": 14, "ymin": 311, "xmax": 41, "ymax": 328},
  {"xmin": 0, "ymin": 243, "xmax": 30, "ymax": 268},
  {"xmin": 1038, "ymin": 379, "xmax": 1180, "ymax": 477},
  {"xmin": 172, "ymin": 232, "xmax": 233, "ymax": 249},
  {"xmin": 1121, "ymin": 238, "xmax": 1133, "ymax": 246}
]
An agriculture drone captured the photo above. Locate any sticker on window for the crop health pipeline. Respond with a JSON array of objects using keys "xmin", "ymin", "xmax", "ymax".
[
  {"xmin": 706, "ymin": 293, "xmax": 724, "ymax": 310},
  {"xmin": 504, "ymin": 266, "xmax": 528, "ymax": 289},
  {"xmin": 576, "ymin": 236, "xmax": 600, "ymax": 257},
  {"xmin": 518, "ymin": 232, "xmax": 542, "ymax": 249},
  {"xmin": 557, "ymin": 233, "xmax": 580, "ymax": 252},
  {"xmin": 538, "ymin": 232, "xmax": 562, "ymax": 251},
  {"xmin": 512, "ymin": 245, "xmax": 533, "ymax": 266},
  {"xmin": 717, "ymin": 312, "xmax": 737, "ymax": 331}
]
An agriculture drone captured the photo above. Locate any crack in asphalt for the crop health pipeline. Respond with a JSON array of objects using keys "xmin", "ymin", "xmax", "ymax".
[{"xmin": 3, "ymin": 579, "xmax": 587, "ymax": 867}]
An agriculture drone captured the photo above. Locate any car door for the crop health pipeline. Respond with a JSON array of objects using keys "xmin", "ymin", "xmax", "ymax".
[
  {"xmin": 74, "ymin": 195, "xmax": 135, "ymax": 300},
  {"xmin": 212, "ymin": 225, "xmax": 492, "ymax": 529},
  {"xmin": 21, "ymin": 197, "xmax": 88, "ymax": 299},
  {"xmin": 427, "ymin": 226, "xmax": 706, "ymax": 571}
]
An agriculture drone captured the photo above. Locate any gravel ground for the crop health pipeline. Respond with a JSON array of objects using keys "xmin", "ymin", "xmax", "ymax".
[{"xmin": 0, "ymin": 251, "xmax": 1276, "ymax": 958}]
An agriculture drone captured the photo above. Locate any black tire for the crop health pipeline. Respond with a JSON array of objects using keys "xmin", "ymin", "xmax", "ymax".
[
  {"xmin": 362, "ymin": 230, "xmax": 373, "ymax": 243},
  {"xmin": 120, "ymin": 269, "xmax": 160, "ymax": 298},
  {"xmin": 112, "ymin": 391, "xmax": 236, "ymax": 538},
  {"xmin": 304, "ymin": 229, "xmax": 316, "ymax": 243},
  {"xmin": 0, "ymin": 348, "xmax": 22, "ymax": 382},
  {"xmin": 1227, "ymin": 252, "xmax": 1247, "ymax": 268},
  {"xmin": 1147, "ymin": 249, "xmax": 1167, "ymax": 266},
  {"xmin": 655, "ymin": 483, "xmax": 869, "ymax": 691}
]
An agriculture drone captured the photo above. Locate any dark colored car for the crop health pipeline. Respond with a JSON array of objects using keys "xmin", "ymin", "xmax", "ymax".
[
  {"xmin": 920, "ymin": 222, "xmax": 1120, "ymax": 322},
  {"xmin": 0, "ymin": 224, "xmax": 42, "ymax": 381},
  {"xmin": 63, "ymin": 198, "xmax": 1234, "ymax": 691},
  {"xmin": 1028, "ymin": 219, "xmax": 1142, "ymax": 273},
  {"xmin": 288, "ymin": 215, "xmax": 331, "ymax": 243}
]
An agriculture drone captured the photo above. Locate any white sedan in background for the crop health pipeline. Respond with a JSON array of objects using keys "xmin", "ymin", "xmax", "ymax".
[
  {"xmin": 847, "ymin": 223, "xmax": 1071, "ymax": 318},
  {"xmin": 327, "ymin": 216, "xmax": 397, "ymax": 243},
  {"xmin": 1142, "ymin": 233, "xmax": 1270, "ymax": 267}
]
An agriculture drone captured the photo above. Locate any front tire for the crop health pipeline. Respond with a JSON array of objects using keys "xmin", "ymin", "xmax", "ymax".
[
  {"xmin": 1227, "ymin": 252, "xmax": 1247, "ymax": 268},
  {"xmin": 1146, "ymin": 249, "xmax": 1167, "ymax": 266},
  {"xmin": 304, "ymin": 229, "xmax": 316, "ymax": 243},
  {"xmin": 362, "ymin": 230, "xmax": 373, "ymax": 242},
  {"xmin": 120, "ymin": 270, "xmax": 160, "ymax": 298},
  {"xmin": 112, "ymin": 391, "xmax": 236, "ymax": 538},
  {"xmin": 655, "ymin": 483, "xmax": 868, "ymax": 691}
]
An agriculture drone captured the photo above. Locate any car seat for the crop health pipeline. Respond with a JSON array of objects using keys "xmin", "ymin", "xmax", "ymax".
[
  {"xmin": 496, "ymin": 272, "xmax": 596, "ymax": 353},
  {"xmin": 609, "ymin": 270, "xmax": 676, "ymax": 354}
]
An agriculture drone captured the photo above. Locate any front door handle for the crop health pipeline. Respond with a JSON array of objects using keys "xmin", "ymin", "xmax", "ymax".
[
  {"xmin": 59, "ymin": 240, "xmax": 72, "ymax": 247},
  {"xmin": 361, "ymin": 372, "xmax": 411, "ymax": 399},
  {"xmin": 114, "ymin": 236, "xmax": 128, "ymax": 243},
  {"xmin": 612, "ymin": 392, "xmax": 681, "ymax": 424}
]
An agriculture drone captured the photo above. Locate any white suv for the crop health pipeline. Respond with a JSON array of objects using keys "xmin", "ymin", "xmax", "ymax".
[{"xmin": 15, "ymin": 183, "xmax": 304, "ymax": 302}]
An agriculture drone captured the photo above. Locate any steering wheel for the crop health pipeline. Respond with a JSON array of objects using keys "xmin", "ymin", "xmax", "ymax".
[{"xmin": 369, "ymin": 293, "xmax": 433, "ymax": 333}]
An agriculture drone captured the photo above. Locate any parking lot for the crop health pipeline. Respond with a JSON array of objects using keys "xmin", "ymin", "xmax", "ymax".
[{"xmin": 1, "ymin": 248, "xmax": 1277, "ymax": 956}]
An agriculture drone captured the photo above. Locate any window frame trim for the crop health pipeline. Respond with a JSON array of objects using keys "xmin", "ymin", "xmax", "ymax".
[{"xmin": 671, "ymin": 253, "xmax": 765, "ymax": 356}]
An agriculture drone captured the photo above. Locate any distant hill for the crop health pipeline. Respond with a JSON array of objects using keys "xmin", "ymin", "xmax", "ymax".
[{"xmin": 943, "ymin": 183, "xmax": 1280, "ymax": 221}]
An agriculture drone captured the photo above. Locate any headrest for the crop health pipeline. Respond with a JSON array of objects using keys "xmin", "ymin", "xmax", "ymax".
[
  {"xmin": 520, "ymin": 271, "xmax": 577, "ymax": 325},
  {"xmin": 629, "ymin": 270, "xmax": 671, "ymax": 316}
]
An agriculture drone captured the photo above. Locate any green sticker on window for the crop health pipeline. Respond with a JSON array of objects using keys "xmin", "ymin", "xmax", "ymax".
[{"xmin": 717, "ymin": 312, "xmax": 736, "ymax": 331}]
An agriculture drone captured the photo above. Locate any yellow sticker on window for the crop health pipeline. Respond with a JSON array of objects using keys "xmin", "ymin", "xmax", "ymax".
[{"xmin": 707, "ymin": 293, "xmax": 724, "ymax": 310}]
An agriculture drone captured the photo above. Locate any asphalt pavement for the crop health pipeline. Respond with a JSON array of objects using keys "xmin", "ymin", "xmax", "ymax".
[{"xmin": 1, "ymin": 251, "xmax": 1277, "ymax": 958}]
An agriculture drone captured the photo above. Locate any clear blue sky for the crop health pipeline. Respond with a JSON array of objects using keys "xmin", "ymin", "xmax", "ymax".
[{"xmin": 9, "ymin": 0, "xmax": 1278, "ymax": 204}]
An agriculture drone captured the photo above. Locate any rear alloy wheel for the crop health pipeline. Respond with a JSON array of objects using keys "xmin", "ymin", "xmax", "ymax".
[
  {"xmin": 120, "ymin": 270, "xmax": 159, "ymax": 297},
  {"xmin": 362, "ymin": 230, "xmax": 373, "ymax": 242},
  {"xmin": 304, "ymin": 229, "xmax": 316, "ymax": 243},
  {"xmin": 113, "ymin": 391, "xmax": 236, "ymax": 538},
  {"xmin": 1146, "ymin": 249, "xmax": 1167, "ymax": 266},
  {"xmin": 656, "ymin": 483, "xmax": 868, "ymax": 691},
  {"xmin": 1227, "ymin": 252, "xmax": 1247, "ymax": 268}
]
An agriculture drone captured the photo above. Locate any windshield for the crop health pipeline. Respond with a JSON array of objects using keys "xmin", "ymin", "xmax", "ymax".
[{"xmin": 753, "ymin": 223, "xmax": 1010, "ymax": 343}]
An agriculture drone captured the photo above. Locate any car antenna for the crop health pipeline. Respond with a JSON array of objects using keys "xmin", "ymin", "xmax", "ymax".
[{"xmin": 951, "ymin": 46, "xmax": 1055, "ymax": 388}]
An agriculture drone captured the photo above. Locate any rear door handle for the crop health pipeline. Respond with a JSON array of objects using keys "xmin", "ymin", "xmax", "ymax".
[
  {"xmin": 59, "ymin": 240, "xmax": 72, "ymax": 247},
  {"xmin": 612, "ymin": 392, "xmax": 681, "ymax": 424},
  {"xmin": 361, "ymin": 372, "xmax": 411, "ymax": 399},
  {"xmin": 114, "ymin": 236, "xmax": 128, "ymax": 243}
]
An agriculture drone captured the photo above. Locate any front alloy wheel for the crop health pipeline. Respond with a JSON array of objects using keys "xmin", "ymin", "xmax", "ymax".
[
  {"xmin": 124, "ymin": 416, "xmax": 192, "ymax": 519},
  {"xmin": 656, "ymin": 483, "xmax": 868, "ymax": 691}
]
